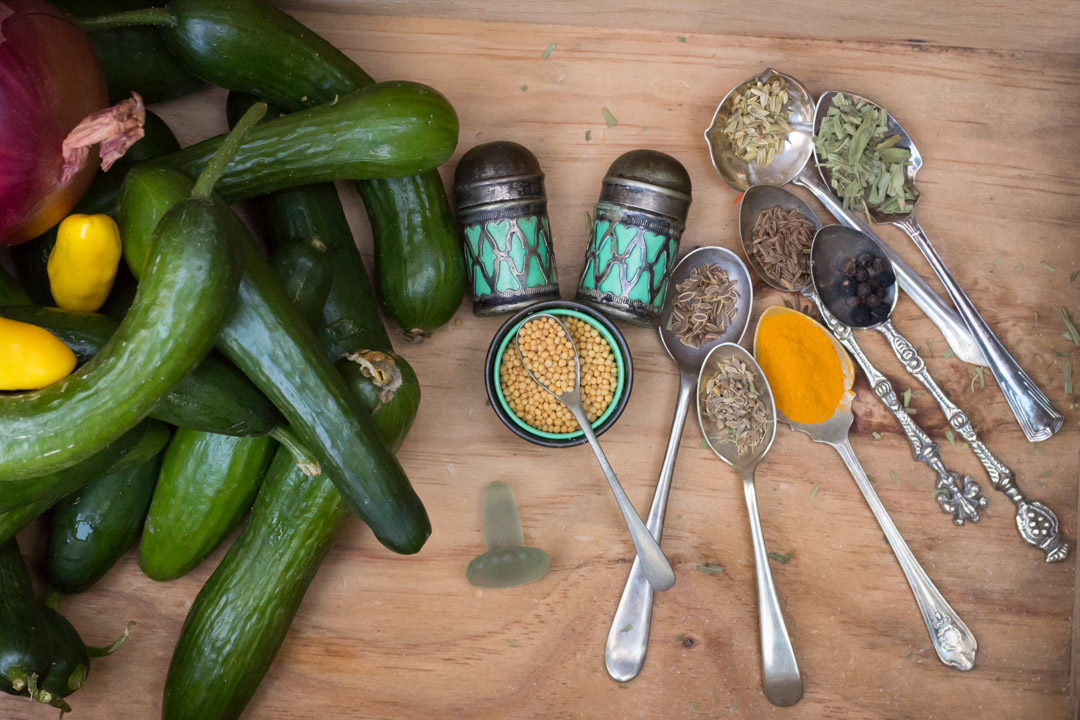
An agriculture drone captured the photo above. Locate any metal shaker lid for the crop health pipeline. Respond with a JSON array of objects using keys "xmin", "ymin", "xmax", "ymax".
[
  {"xmin": 453, "ymin": 141, "xmax": 546, "ymax": 211},
  {"xmin": 599, "ymin": 149, "xmax": 692, "ymax": 223}
]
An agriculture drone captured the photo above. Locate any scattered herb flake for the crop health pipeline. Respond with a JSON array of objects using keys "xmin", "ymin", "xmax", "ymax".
[
  {"xmin": 904, "ymin": 407, "xmax": 917, "ymax": 415},
  {"xmin": 872, "ymin": 432, "xmax": 882, "ymax": 440},
  {"xmin": 640, "ymin": 126, "xmax": 647, "ymax": 134},
  {"xmin": 970, "ymin": 367, "xmax": 986, "ymax": 391},
  {"xmin": 945, "ymin": 429, "xmax": 956, "ymax": 445},
  {"xmin": 883, "ymin": 533, "xmax": 890, "ymax": 546},
  {"xmin": 1036, "ymin": 354, "xmax": 1044, "ymax": 364},
  {"xmin": 902, "ymin": 387, "xmax": 912, "ymax": 407},
  {"xmin": 602, "ymin": 107, "xmax": 618, "ymax": 127},
  {"xmin": 993, "ymin": 256, "xmax": 1003, "ymax": 267},
  {"xmin": 696, "ymin": 563, "xmax": 725, "ymax": 574},
  {"xmin": 732, "ymin": 700, "xmax": 740, "ymax": 710},
  {"xmin": 690, "ymin": 701, "xmax": 700, "ymax": 710},
  {"xmin": 1061, "ymin": 308, "xmax": 1080, "ymax": 348},
  {"xmin": 944, "ymin": 348, "xmax": 954, "ymax": 358},
  {"xmin": 810, "ymin": 484, "xmax": 820, "ymax": 499},
  {"xmin": 1035, "ymin": 311, "xmax": 1040, "ymax": 324},
  {"xmin": 959, "ymin": 442, "xmax": 969, "ymax": 450},
  {"xmin": 520, "ymin": 84, "xmax": 528, "ymax": 92},
  {"xmin": 1034, "ymin": 445, "xmax": 1045, "ymax": 454},
  {"xmin": 1042, "ymin": 261, "xmax": 1056, "ymax": 272},
  {"xmin": 619, "ymin": 683, "xmax": 630, "ymax": 689},
  {"xmin": 677, "ymin": 36, "xmax": 687, "ymax": 42},
  {"xmin": 506, "ymin": 640, "xmax": 520, "ymax": 647},
  {"xmin": 890, "ymin": 470, "xmax": 900, "ymax": 484},
  {"xmin": 1066, "ymin": 360, "xmax": 1074, "ymax": 395},
  {"xmin": 1038, "ymin": 469, "xmax": 1052, "ymax": 478},
  {"xmin": 1071, "ymin": 270, "xmax": 1079, "ymax": 283},
  {"xmin": 620, "ymin": 623, "xmax": 632, "ymax": 633},
  {"xmin": 906, "ymin": 651, "xmax": 915, "ymax": 660},
  {"xmin": 868, "ymin": 475, "xmax": 876, "ymax": 484},
  {"xmin": 484, "ymin": 398, "xmax": 492, "ymax": 407},
  {"xmin": 767, "ymin": 551, "xmax": 792, "ymax": 564},
  {"xmin": 584, "ymin": 129, "xmax": 591, "ymax": 142},
  {"xmin": 932, "ymin": 488, "xmax": 950, "ymax": 499},
  {"xmin": 541, "ymin": 42, "xmax": 556, "ymax": 59},
  {"xmin": 1015, "ymin": 264, "xmax": 1024, "ymax": 274}
]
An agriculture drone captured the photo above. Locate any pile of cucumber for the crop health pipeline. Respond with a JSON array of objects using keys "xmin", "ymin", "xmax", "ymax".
[{"xmin": 0, "ymin": 1, "xmax": 464, "ymax": 717}]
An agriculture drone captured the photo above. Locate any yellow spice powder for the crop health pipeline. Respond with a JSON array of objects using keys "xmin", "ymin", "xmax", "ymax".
[{"xmin": 755, "ymin": 310, "xmax": 846, "ymax": 425}]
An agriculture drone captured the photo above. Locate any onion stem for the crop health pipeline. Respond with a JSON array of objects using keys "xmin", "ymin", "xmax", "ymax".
[
  {"xmin": 79, "ymin": 8, "xmax": 176, "ymax": 32},
  {"xmin": 192, "ymin": 102, "xmax": 267, "ymax": 200}
]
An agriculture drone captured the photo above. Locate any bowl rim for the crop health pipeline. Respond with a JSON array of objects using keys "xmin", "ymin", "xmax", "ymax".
[{"xmin": 484, "ymin": 300, "xmax": 633, "ymax": 448}]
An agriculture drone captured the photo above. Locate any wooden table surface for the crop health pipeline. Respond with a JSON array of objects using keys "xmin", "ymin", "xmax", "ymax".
[{"xmin": 6, "ymin": 2, "xmax": 1080, "ymax": 719}]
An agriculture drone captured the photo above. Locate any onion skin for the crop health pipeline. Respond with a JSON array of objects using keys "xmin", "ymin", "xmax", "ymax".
[{"xmin": 0, "ymin": 0, "xmax": 107, "ymax": 246}]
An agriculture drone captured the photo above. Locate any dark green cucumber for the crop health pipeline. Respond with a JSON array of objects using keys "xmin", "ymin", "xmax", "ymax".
[
  {"xmin": 359, "ymin": 173, "xmax": 464, "ymax": 339},
  {"xmin": 0, "ymin": 540, "xmax": 49, "ymax": 697},
  {"xmin": 163, "ymin": 357, "xmax": 419, "ymax": 720},
  {"xmin": 153, "ymin": 82, "xmax": 457, "ymax": 202},
  {"xmin": 37, "ymin": 607, "xmax": 88, "ymax": 705},
  {"xmin": 0, "ymin": 305, "xmax": 281, "ymax": 436},
  {"xmin": 120, "ymin": 166, "xmax": 428, "ymax": 554},
  {"xmin": 10, "ymin": 111, "xmax": 180, "ymax": 306},
  {"xmin": 53, "ymin": 0, "xmax": 203, "ymax": 105},
  {"xmin": 268, "ymin": 239, "xmax": 332, "ymax": 329},
  {"xmin": 47, "ymin": 453, "xmax": 163, "ymax": 594},
  {"xmin": 0, "ymin": 190, "xmax": 239, "ymax": 483},
  {"xmin": 0, "ymin": 265, "xmax": 30, "ymax": 306},
  {"xmin": 139, "ymin": 429, "xmax": 274, "ymax": 581}
]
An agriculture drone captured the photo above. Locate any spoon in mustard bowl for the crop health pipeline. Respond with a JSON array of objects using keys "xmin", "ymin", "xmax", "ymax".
[
  {"xmin": 696, "ymin": 342, "xmax": 802, "ymax": 706},
  {"xmin": 812, "ymin": 90, "xmax": 1062, "ymax": 443},
  {"xmin": 515, "ymin": 314, "xmax": 675, "ymax": 592},
  {"xmin": 753, "ymin": 306, "xmax": 977, "ymax": 672}
]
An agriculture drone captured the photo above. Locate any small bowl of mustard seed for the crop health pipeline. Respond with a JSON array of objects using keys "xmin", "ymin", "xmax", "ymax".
[{"xmin": 485, "ymin": 301, "xmax": 633, "ymax": 447}]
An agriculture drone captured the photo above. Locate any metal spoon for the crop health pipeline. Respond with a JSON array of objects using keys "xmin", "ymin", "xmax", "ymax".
[
  {"xmin": 604, "ymin": 246, "xmax": 752, "ymax": 682},
  {"xmin": 812, "ymin": 225, "xmax": 1069, "ymax": 562},
  {"xmin": 813, "ymin": 90, "xmax": 1062, "ymax": 443},
  {"xmin": 754, "ymin": 306, "xmax": 978, "ymax": 671},
  {"xmin": 704, "ymin": 68, "xmax": 986, "ymax": 368},
  {"xmin": 514, "ymin": 314, "xmax": 676, "ymax": 592},
  {"xmin": 738, "ymin": 184, "xmax": 986, "ymax": 525},
  {"xmin": 697, "ymin": 343, "xmax": 802, "ymax": 706}
]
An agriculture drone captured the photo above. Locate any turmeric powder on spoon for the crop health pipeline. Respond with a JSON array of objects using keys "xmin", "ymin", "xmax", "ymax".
[{"xmin": 755, "ymin": 310, "xmax": 846, "ymax": 425}]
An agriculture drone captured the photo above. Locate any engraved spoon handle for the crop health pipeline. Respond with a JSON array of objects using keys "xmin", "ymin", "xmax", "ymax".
[
  {"xmin": 605, "ymin": 374, "xmax": 694, "ymax": 681},
  {"xmin": 792, "ymin": 167, "xmax": 986, "ymax": 367},
  {"xmin": 893, "ymin": 215, "xmax": 1062, "ymax": 442},
  {"xmin": 569, "ymin": 395, "xmax": 677, "ymax": 592},
  {"xmin": 809, "ymin": 294, "xmax": 985, "ymax": 524},
  {"xmin": 877, "ymin": 321, "xmax": 1069, "ymax": 562},
  {"xmin": 742, "ymin": 469, "xmax": 803, "ymax": 706},
  {"xmin": 832, "ymin": 438, "xmax": 977, "ymax": 671}
]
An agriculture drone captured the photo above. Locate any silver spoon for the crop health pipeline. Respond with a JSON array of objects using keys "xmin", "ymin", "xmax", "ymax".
[
  {"xmin": 813, "ymin": 90, "xmax": 1062, "ymax": 443},
  {"xmin": 514, "ymin": 314, "xmax": 676, "ymax": 592},
  {"xmin": 738, "ymin": 184, "xmax": 986, "ymax": 525},
  {"xmin": 697, "ymin": 343, "xmax": 803, "ymax": 706},
  {"xmin": 704, "ymin": 68, "xmax": 986, "ymax": 368},
  {"xmin": 811, "ymin": 225, "xmax": 1069, "ymax": 562},
  {"xmin": 604, "ymin": 246, "xmax": 752, "ymax": 682},
  {"xmin": 754, "ymin": 306, "xmax": 978, "ymax": 671}
]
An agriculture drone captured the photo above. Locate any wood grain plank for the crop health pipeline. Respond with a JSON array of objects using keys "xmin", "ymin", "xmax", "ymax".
[{"xmin": 3, "ymin": 8, "xmax": 1078, "ymax": 720}]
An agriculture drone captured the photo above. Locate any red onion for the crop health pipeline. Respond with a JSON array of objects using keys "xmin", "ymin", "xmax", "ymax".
[{"xmin": 0, "ymin": 1, "xmax": 142, "ymax": 246}]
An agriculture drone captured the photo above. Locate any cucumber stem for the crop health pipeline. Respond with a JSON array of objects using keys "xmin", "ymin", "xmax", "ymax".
[
  {"xmin": 192, "ymin": 102, "xmax": 268, "ymax": 200},
  {"xmin": 79, "ymin": 8, "xmax": 176, "ymax": 32},
  {"xmin": 269, "ymin": 426, "xmax": 322, "ymax": 477},
  {"xmin": 86, "ymin": 620, "xmax": 135, "ymax": 658},
  {"xmin": 43, "ymin": 588, "xmax": 63, "ymax": 611}
]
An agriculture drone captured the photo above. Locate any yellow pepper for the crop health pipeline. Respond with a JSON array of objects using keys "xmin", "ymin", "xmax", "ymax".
[
  {"xmin": 0, "ymin": 315, "xmax": 77, "ymax": 390},
  {"xmin": 47, "ymin": 213, "xmax": 123, "ymax": 312}
]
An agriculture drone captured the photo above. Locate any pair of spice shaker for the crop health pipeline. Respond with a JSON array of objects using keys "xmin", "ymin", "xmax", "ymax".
[{"xmin": 453, "ymin": 142, "xmax": 692, "ymax": 327}]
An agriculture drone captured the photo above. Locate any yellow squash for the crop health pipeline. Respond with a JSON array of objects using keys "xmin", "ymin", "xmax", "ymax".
[
  {"xmin": 47, "ymin": 213, "xmax": 123, "ymax": 312},
  {"xmin": 0, "ymin": 316, "xmax": 77, "ymax": 390}
]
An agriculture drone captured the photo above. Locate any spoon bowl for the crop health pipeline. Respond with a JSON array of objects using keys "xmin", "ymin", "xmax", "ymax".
[
  {"xmin": 737, "ymin": 184, "xmax": 823, "ymax": 295},
  {"xmin": 696, "ymin": 343, "xmax": 777, "ymax": 470},
  {"xmin": 704, "ymin": 68, "xmax": 815, "ymax": 191},
  {"xmin": 810, "ymin": 224, "xmax": 899, "ymax": 330}
]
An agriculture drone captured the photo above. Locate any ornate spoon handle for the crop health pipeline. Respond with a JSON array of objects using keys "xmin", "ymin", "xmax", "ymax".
[
  {"xmin": 833, "ymin": 438, "xmax": 977, "ymax": 671},
  {"xmin": 810, "ymin": 295, "xmax": 985, "ymax": 523},
  {"xmin": 877, "ymin": 321, "xmax": 1069, "ymax": 562}
]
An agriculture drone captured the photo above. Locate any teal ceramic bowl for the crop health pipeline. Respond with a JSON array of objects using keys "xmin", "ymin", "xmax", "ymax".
[{"xmin": 485, "ymin": 301, "xmax": 633, "ymax": 447}]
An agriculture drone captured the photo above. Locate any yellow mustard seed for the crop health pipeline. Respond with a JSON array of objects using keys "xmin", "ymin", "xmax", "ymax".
[{"xmin": 502, "ymin": 315, "xmax": 619, "ymax": 434}]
